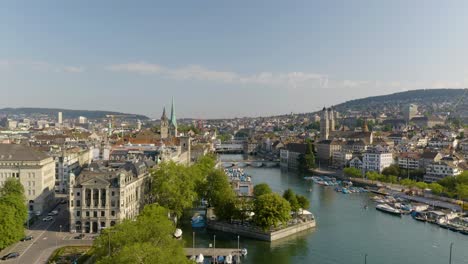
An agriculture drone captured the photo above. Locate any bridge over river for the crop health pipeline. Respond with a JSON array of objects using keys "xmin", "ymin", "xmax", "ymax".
[{"xmin": 220, "ymin": 160, "xmax": 280, "ymax": 168}]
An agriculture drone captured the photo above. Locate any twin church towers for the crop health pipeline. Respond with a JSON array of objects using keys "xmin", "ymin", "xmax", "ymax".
[{"xmin": 160, "ymin": 98, "xmax": 178, "ymax": 139}]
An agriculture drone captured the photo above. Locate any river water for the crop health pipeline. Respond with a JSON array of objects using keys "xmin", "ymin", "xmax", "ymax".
[{"xmin": 182, "ymin": 155, "xmax": 468, "ymax": 264}]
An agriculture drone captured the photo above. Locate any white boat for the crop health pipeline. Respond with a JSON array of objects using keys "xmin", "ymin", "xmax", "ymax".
[
  {"xmin": 376, "ymin": 204, "xmax": 402, "ymax": 216},
  {"xmin": 173, "ymin": 228, "xmax": 182, "ymax": 239},
  {"xmin": 226, "ymin": 254, "xmax": 233, "ymax": 264},
  {"xmin": 195, "ymin": 254, "xmax": 204, "ymax": 263},
  {"xmin": 241, "ymin": 248, "xmax": 248, "ymax": 256}
]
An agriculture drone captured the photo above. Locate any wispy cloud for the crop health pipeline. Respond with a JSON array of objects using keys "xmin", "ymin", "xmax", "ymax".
[
  {"xmin": 0, "ymin": 59, "xmax": 85, "ymax": 73},
  {"xmin": 106, "ymin": 62, "xmax": 328, "ymax": 88}
]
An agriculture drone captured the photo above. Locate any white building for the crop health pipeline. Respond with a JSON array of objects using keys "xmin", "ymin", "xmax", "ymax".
[
  {"xmin": 0, "ymin": 144, "xmax": 55, "ymax": 214},
  {"xmin": 423, "ymin": 161, "xmax": 461, "ymax": 183},
  {"xmin": 363, "ymin": 147, "xmax": 393, "ymax": 173},
  {"xmin": 58, "ymin": 112, "xmax": 63, "ymax": 125},
  {"xmin": 397, "ymin": 152, "xmax": 421, "ymax": 170},
  {"xmin": 51, "ymin": 147, "xmax": 93, "ymax": 193},
  {"xmin": 68, "ymin": 161, "xmax": 154, "ymax": 233},
  {"xmin": 78, "ymin": 116, "xmax": 88, "ymax": 124}
]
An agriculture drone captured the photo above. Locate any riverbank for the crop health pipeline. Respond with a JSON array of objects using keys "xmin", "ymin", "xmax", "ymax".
[{"xmin": 207, "ymin": 219, "xmax": 316, "ymax": 242}]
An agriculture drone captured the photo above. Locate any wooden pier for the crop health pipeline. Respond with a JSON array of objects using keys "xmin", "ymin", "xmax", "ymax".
[{"xmin": 184, "ymin": 248, "xmax": 240, "ymax": 257}]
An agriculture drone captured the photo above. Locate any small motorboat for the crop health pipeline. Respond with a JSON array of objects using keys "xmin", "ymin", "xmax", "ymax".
[
  {"xmin": 195, "ymin": 254, "xmax": 204, "ymax": 264},
  {"xmin": 191, "ymin": 214, "xmax": 206, "ymax": 228},
  {"xmin": 173, "ymin": 228, "xmax": 182, "ymax": 239},
  {"xmin": 226, "ymin": 254, "xmax": 233, "ymax": 264},
  {"xmin": 241, "ymin": 248, "xmax": 248, "ymax": 256},
  {"xmin": 376, "ymin": 204, "xmax": 402, "ymax": 216}
]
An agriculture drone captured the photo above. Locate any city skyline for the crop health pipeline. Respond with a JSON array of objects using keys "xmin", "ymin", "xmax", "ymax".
[{"xmin": 2, "ymin": 1, "xmax": 468, "ymax": 118}]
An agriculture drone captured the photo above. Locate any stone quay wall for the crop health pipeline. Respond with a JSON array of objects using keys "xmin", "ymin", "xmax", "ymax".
[{"xmin": 207, "ymin": 220, "xmax": 316, "ymax": 242}]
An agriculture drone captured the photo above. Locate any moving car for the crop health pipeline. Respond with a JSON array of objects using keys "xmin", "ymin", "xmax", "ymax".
[
  {"xmin": 20, "ymin": 235, "xmax": 33, "ymax": 241},
  {"xmin": 1, "ymin": 252, "xmax": 19, "ymax": 260},
  {"xmin": 42, "ymin": 216, "xmax": 53, "ymax": 221}
]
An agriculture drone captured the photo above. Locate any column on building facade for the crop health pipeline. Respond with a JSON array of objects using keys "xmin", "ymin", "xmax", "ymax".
[
  {"xmin": 83, "ymin": 187, "xmax": 87, "ymax": 208},
  {"xmin": 97, "ymin": 189, "xmax": 101, "ymax": 207}
]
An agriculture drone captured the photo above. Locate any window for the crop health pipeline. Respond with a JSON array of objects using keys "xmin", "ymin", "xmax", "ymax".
[
  {"xmin": 77, "ymin": 192, "xmax": 80, "ymax": 196},
  {"xmin": 76, "ymin": 200, "xmax": 81, "ymax": 207},
  {"xmin": 77, "ymin": 211, "xmax": 81, "ymax": 217},
  {"xmin": 111, "ymin": 200, "xmax": 115, "ymax": 207},
  {"xmin": 93, "ymin": 211, "xmax": 97, "ymax": 217},
  {"xmin": 111, "ymin": 191, "xmax": 115, "ymax": 196},
  {"xmin": 86, "ymin": 211, "xmax": 89, "ymax": 217},
  {"xmin": 111, "ymin": 211, "xmax": 115, "ymax": 216},
  {"xmin": 101, "ymin": 211, "xmax": 105, "ymax": 217}
]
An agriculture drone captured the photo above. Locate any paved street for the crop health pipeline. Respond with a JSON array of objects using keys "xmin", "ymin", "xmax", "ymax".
[{"xmin": 0, "ymin": 203, "xmax": 94, "ymax": 264}]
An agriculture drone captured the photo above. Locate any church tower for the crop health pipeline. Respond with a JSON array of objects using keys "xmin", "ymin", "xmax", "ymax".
[
  {"xmin": 169, "ymin": 97, "xmax": 178, "ymax": 137},
  {"xmin": 160, "ymin": 107, "xmax": 169, "ymax": 139},
  {"xmin": 320, "ymin": 107, "xmax": 329, "ymax": 140},
  {"xmin": 328, "ymin": 107, "xmax": 335, "ymax": 132}
]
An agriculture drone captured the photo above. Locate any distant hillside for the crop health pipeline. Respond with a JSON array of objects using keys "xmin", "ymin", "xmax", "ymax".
[
  {"xmin": 0, "ymin": 108, "xmax": 149, "ymax": 120},
  {"xmin": 333, "ymin": 88, "xmax": 468, "ymax": 114}
]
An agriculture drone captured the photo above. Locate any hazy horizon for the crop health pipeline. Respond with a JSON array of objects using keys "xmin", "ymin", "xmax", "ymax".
[{"xmin": 2, "ymin": 1, "xmax": 468, "ymax": 118}]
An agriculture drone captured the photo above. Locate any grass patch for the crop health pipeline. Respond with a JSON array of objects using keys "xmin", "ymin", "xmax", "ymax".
[{"xmin": 48, "ymin": 246, "xmax": 91, "ymax": 264}]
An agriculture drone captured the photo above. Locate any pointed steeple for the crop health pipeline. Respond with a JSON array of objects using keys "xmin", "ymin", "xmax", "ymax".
[
  {"xmin": 161, "ymin": 106, "xmax": 168, "ymax": 121},
  {"xmin": 170, "ymin": 97, "xmax": 177, "ymax": 128}
]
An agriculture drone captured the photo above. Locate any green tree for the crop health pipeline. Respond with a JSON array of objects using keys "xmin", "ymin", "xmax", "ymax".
[
  {"xmin": 296, "ymin": 195, "xmax": 310, "ymax": 210},
  {"xmin": 456, "ymin": 184, "xmax": 468, "ymax": 201},
  {"xmin": 253, "ymin": 183, "xmax": 272, "ymax": 197},
  {"xmin": 400, "ymin": 178, "xmax": 416, "ymax": 187},
  {"xmin": 297, "ymin": 141, "xmax": 316, "ymax": 173},
  {"xmin": 0, "ymin": 178, "xmax": 27, "ymax": 250},
  {"xmin": 217, "ymin": 133, "xmax": 232, "ymax": 143},
  {"xmin": 428, "ymin": 183, "xmax": 444, "ymax": 195},
  {"xmin": 202, "ymin": 169, "xmax": 236, "ymax": 220},
  {"xmin": 414, "ymin": 182, "xmax": 428, "ymax": 190},
  {"xmin": 283, "ymin": 189, "xmax": 300, "ymax": 214},
  {"xmin": 150, "ymin": 162, "xmax": 197, "ymax": 218},
  {"xmin": 253, "ymin": 193, "xmax": 291, "ymax": 231},
  {"xmin": 382, "ymin": 165, "xmax": 400, "ymax": 176},
  {"xmin": 92, "ymin": 205, "xmax": 189, "ymax": 264},
  {"xmin": 343, "ymin": 167, "xmax": 362, "ymax": 178}
]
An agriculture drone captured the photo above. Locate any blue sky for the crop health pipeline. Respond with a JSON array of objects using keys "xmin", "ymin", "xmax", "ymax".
[{"xmin": 1, "ymin": 1, "xmax": 468, "ymax": 118}]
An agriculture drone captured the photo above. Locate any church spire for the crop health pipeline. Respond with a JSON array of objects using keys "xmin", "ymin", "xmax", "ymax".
[
  {"xmin": 170, "ymin": 97, "xmax": 178, "ymax": 136},
  {"xmin": 161, "ymin": 106, "xmax": 168, "ymax": 121}
]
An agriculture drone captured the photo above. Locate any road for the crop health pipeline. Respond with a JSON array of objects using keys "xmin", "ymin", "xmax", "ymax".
[{"xmin": 0, "ymin": 202, "xmax": 93, "ymax": 264}]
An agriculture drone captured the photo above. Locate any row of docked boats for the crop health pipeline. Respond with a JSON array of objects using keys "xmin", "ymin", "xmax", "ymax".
[
  {"xmin": 224, "ymin": 168, "xmax": 252, "ymax": 182},
  {"xmin": 189, "ymin": 249, "xmax": 248, "ymax": 264},
  {"xmin": 371, "ymin": 195, "xmax": 468, "ymax": 235},
  {"xmin": 223, "ymin": 161, "xmax": 277, "ymax": 168},
  {"xmin": 335, "ymin": 186, "xmax": 369, "ymax": 194}
]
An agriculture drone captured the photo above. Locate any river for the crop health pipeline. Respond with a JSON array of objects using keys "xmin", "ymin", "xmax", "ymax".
[{"xmin": 182, "ymin": 155, "xmax": 468, "ymax": 264}]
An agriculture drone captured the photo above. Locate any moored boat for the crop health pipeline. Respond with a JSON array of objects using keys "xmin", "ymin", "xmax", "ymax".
[
  {"xmin": 191, "ymin": 214, "xmax": 206, "ymax": 228},
  {"xmin": 376, "ymin": 204, "xmax": 402, "ymax": 216}
]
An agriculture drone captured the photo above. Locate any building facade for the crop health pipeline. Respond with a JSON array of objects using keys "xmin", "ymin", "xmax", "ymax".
[
  {"xmin": 68, "ymin": 161, "xmax": 154, "ymax": 233},
  {"xmin": 0, "ymin": 144, "xmax": 55, "ymax": 214},
  {"xmin": 423, "ymin": 161, "xmax": 461, "ymax": 182},
  {"xmin": 362, "ymin": 147, "xmax": 393, "ymax": 173}
]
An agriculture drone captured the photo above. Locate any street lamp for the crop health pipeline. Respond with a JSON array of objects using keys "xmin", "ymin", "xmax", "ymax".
[
  {"xmin": 237, "ymin": 235, "xmax": 240, "ymax": 264},
  {"xmin": 364, "ymin": 253, "xmax": 368, "ymax": 264},
  {"xmin": 213, "ymin": 235, "xmax": 216, "ymax": 264},
  {"xmin": 449, "ymin": 242, "xmax": 453, "ymax": 264}
]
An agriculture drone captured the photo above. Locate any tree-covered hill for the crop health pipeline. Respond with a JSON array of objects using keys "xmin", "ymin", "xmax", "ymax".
[{"xmin": 0, "ymin": 107, "xmax": 149, "ymax": 120}]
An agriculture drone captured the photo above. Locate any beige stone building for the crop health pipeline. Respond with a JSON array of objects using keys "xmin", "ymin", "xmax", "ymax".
[
  {"xmin": 0, "ymin": 144, "xmax": 55, "ymax": 214},
  {"xmin": 68, "ymin": 161, "xmax": 154, "ymax": 233}
]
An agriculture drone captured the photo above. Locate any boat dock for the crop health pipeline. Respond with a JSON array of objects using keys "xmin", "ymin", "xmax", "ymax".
[{"xmin": 184, "ymin": 248, "xmax": 241, "ymax": 257}]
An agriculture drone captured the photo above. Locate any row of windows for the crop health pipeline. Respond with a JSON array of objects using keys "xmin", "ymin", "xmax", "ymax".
[
  {"xmin": 0, "ymin": 172, "xmax": 20, "ymax": 178},
  {"xmin": 77, "ymin": 210, "xmax": 116, "ymax": 217}
]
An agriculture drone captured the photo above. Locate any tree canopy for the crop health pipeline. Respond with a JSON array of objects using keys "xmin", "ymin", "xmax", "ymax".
[
  {"xmin": 283, "ymin": 189, "xmax": 300, "ymax": 213},
  {"xmin": 253, "ymin": 193, "xmax": 291, "ymax": 231},
  {"xmin": 92, "ymin": 204, "xmax": 189, "ymax": 264},
  {"xmin": 0, "ymin": 178, "xmax": 27, "ymax": 249},
  {"xmin": 253, "ymin": 183, "xmax": 272, "ymax": 197},
  {"xmin": 343, "ymin": 167, "xmax": 362, "ymax": 178}
]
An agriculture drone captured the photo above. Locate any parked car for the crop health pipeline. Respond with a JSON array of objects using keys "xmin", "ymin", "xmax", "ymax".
[
  {"xmin": 34, "ymin": 211, "xmax": 42, "ymax": 216},
  {"xmin": 42, "ymin": 216, "xmax": 53, "ymax": 222},
  {"xmin": 48, "ymin": 210, "xmax": 58, "ymax": 216},
  {"xmin": 1, "ymin": 252, "xmax": 19, "ymax": 260},
  {"xmin": 20, "ymin": 235, "xmax": 33, "ymax": 242},
  {"xmin": 74, "ymin": 234, "xmax": 85, "ymax": 239}
]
